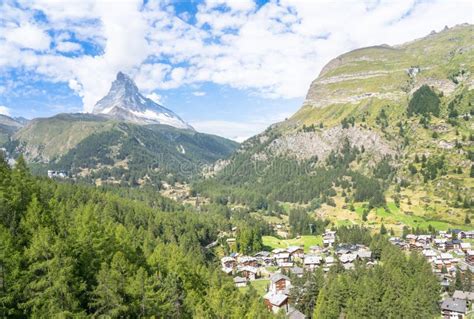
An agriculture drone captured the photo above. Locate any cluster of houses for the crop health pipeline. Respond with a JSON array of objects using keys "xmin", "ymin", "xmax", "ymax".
[
  {"xmin": 221, "ymin": 230, "xmax": 374, "ymax": 317},
  {"xmin": 390, "ymin": 230, "xmax": 474, "ymax": 318},
  {"xmin": 389, "ymin": 230, "xmax": 474, "ymax": 276}
]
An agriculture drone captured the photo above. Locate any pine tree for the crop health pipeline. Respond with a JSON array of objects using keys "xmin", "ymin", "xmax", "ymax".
[{"xmin": 91, "ymin": 252, "xmax": 133, "ymax": 317}]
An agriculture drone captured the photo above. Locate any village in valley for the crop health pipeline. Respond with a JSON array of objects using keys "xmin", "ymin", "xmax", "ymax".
[{"xmin": 219, "ymin": 228, "xmax": 474, "ymax": 319}]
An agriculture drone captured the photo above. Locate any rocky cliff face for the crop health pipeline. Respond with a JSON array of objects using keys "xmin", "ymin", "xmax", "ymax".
[
  {"xmin": 266, "ymin": 125, "xmax": 396, "ymax": 161},
  {"xmin": 303, "ymin": 24, "xmax": 472, "ymax": 110}
]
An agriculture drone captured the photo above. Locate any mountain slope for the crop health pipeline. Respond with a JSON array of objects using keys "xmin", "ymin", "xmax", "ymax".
[
  {"xmin": 0, "ymin": 114, "xmax": 25, "ymax": 144},
  {"xmin": 9, "ymin": 113, "xmax": 237, "ymax": 185},
  {"xmin": 93, "ymin": 72, "xmax": 192, "ymax": 129},
  {"xmin": 196, "ymin": 24, "xmax": 474, "ymax": 231}
]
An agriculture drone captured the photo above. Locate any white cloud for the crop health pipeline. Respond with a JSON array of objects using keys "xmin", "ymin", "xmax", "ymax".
[
  {"xmin": 0, "ymin": 106, "xmax": 11, "ymax": 116},
  {"xmin": 191, "ymin": 111, "xmax": 292, "ymax": 141},
  {"xmin": 192, "ymin": 91, "xmax": 206, "ymax": 96},
  {"xmin": 56, "ymin": 41, "xmax": 82, "ymax": 53},
  {"xmin": 3, "ymin": 24, "xmax": 51, "ymax": 51},
  {"xmin": 0, "ymin": 0, "xmax": 472, "ymax": 122},
  {"xmin": 146, "ymin": 92, "xmax": 163, "ymax": 105}
]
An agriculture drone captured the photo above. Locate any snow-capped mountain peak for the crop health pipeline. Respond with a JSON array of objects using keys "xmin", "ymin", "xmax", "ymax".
[{"xmin": 92, "ymin": 72, "xmax": 192, "ymax": 130}]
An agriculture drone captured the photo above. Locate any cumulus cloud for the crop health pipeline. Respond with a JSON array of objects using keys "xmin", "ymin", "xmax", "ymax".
[
  {"xmin": 146, "ymin": 92, "xmax": 163, "ymax": 105},
  {"xmin": 56, "ymin": 41, "xmax": 82, "ymax": 53},
  {"xmin": 0, "ymin": 106, "xmax": 11, "ymax": 116},
  {"xmin": 0, "ymin": 0, "xmax": 472, "ymax": 117},
  {"xmin": 3, "ymin": 24, "xmax": 52, "ymax": 51},
  {"xmin": 190, "ymin": 111, "xmax": 292, "ymax": 141},
  {"xmin": 192, "ymin": 91, "xmax": 206, "ymax": 96}
]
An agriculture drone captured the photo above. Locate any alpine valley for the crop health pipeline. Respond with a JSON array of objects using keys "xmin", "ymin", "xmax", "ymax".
[
  {"xmin": 1, "ymin": 25, "xmax": 472, "ymax": 232},
  {"xmin": 0, "ymin": 6, "xmax": 473, "ymax": 317}
]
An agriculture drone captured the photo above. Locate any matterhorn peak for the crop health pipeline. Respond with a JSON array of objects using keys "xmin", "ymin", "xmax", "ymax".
[{"xmin": 92, "ymin": 72, "xmax": 192, "ymax": 130}]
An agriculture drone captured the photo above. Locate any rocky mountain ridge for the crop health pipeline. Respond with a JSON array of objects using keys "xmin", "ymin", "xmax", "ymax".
[{"xmin": 93, "ymin": 72, "xmax": 192, "ymax": 129}]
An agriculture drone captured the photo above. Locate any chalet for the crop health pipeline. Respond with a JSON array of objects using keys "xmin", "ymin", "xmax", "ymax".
[
  {"xmin": 279, "ymin": 262, "xmax": 294, "ymax": 270},
  {"xmin": 423, "ymin": 249, "xmax": 437, "ymax": 262},
  {"xmin": 466, "ymin": 250, "xmax": 474, "ymax": 265},
  {"xmin": 389, "ymin": 237, "xmax": 408, "ymax": 249},
  {"xmin": 269, "ymin": 273, "xmax": 291, "ymax": 294},
  {"xmin": 340, "ymin": 253, "xmax": 357, "ymax": 264},
  {"xmin": 453, "ymin": 290, "xmax": 474, "ymax": 304},
  {"xmin": 460, "ymin": 242, "xmax": 471, "ymax": 253},
  {"xmin": 435, "ymin": 238, "xmax": 447, "ymax": 250},
  {"xmin": 406, "ymin": 234, "xmax": 417, "ymax": 244},
  {"xmin": 356, "ymin": 250, "xmax": 372, "ymax": 261},
  {"xmin": 233, "ymin": 276, "xmax": 247, "ymax": 288},
  {"xmin": 323, "ymin": 230, "xmax": 336, "ymax": 248},
  {"xmin": 255, "ymin": 251, "xmax": 271, "ymax": 258},
  {"xmin": 441, "ymin": 298, "xmax": 467, "ymax": 319},
  {"xmin": 459, "ymin": 231, "xmax": 474, "ymax": 239},
  {"xmin": 221, "ymin": 256, "xmax": 236, "ymax": 269},
  {"xmin": 237, "ymin": 266, "xmax": 258, "ymax": 281},
  {"xmin": 439, "ymin": 231, "xmax": 453, "ymax": 239},
  {"xmin": 451, "ymin": 239, "xmax": 462, "ymax": 250},
  {"xmin": 410, "ymin": 241, "xmax": 424, "ymax": 251},
  {"xmin": 440, "ymin": 253, "xmax": 454, "ymax": 269},
  {"xmin": 274, "ymin": 252, "xmax": 290, "ymax": 265},
  {"xmin": 417, "ymin": 234, "xmax": 432, "ymax": 245},
  {"xmin": 303, "ymin": 255, "xmax": 322, "ymax": 271},
  {"xmin": 263, "ymin": 292, "xmax": 288, "ymax": 314},
  {"xmin": 239, "ymin": 256, "xmax": 257, "ymax": 267},
  {"xmin": 287, "ymin": 246, "xmax": 304, "ymax": 261}
]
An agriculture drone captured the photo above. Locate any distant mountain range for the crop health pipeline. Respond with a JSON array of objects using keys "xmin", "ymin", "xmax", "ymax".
[{"xmin": 1, "ymin": 73, "xmax": 237, "ymax": 186}]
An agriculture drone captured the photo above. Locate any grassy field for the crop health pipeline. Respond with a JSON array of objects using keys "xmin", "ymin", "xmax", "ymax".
[
  {"xmin": 262, "ymin": 235, "xmax": 323, "ymax": 252},
  {"xmin": 238, "ymin": 279, "xmax": 269, "ymax": 295}
]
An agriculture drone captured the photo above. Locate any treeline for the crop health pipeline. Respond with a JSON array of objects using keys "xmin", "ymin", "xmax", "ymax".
[
  {"xmin": 288, "ymin": 209, "xmax": 329, "ymax": 237},
  {"xmin": 0, "ymin": 155, "xmax": 271, "ymax": 318},
  {"xmin": 289, "ymin": 230, "xmax": 440, "ymax": 318},
  {"xmin": 194, "ymin": 138, "xmax": 392, "ymax": 211}
]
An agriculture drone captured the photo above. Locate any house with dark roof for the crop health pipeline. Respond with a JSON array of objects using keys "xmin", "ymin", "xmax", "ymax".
[{"xmin": 440, "ymin": 298, "xmax": 467, "ymax": 318}]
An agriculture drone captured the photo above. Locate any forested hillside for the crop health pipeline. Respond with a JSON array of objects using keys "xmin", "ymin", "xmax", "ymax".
[
  {"xmin": 195, "ymin": 24, "xmax": 474, "ymax": 232},
  {"xmin": 0, "ymin": 154, "xmax": 271, "ymax": 318},
  {"xmin": 0, "ymin": 154, "xmax": 449, "ymax": 318},
  {"xmin": 6, "ymin": 114, "xmax": 238, "ymax": 186}
]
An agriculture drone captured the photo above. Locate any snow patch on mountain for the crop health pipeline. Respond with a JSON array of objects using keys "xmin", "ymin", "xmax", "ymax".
[{"xmin": 92, "ymin": 72, "xmax": 192, "ymax": 130}]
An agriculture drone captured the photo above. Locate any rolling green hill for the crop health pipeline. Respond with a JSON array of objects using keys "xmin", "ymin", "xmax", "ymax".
[
  {"xmin": 195, "ymin": 24, "xmax": 474, "ymax": 232},
  {"xmin": 6, "ymin": 113, "xmax": 238, "ymax": 186}
]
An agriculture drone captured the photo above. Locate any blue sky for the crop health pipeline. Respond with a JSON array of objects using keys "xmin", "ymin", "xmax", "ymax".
[{"xmin": 0, "ymin": 0, "xmax": 472, "ymax": 141}]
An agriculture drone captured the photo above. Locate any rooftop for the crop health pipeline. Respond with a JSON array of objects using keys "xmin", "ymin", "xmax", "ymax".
[{"xmin": 440, "ymin": 298, "xmax": 466, "ymax": 313}]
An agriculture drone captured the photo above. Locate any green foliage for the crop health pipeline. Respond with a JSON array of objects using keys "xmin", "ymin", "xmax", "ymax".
[
  {"xmin": 407, "ymin": 85, "xmax": 441, "ymax": 117},
  {"xmin": 313, "ymin": 237, "xmax": 440, "ymax": 319},
  {"xmin": 0, "ymin": 156, "xmax": 268, "ymax": 317},
  {"xmin": 288, "ymin": 209, "xmax": 328, "ymax": 237}
]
